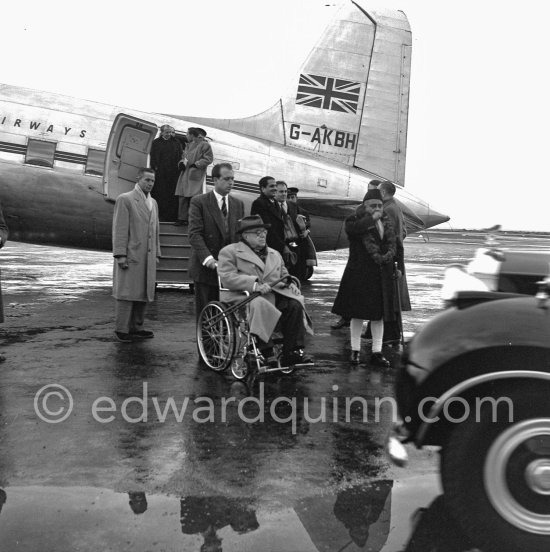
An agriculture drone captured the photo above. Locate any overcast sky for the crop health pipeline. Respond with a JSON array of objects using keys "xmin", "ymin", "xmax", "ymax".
[{"xmin": 2, "ymin": 0, "xmax": 549, "ymax": 231}]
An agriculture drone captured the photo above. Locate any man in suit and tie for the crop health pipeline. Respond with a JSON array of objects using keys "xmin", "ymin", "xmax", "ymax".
[
  {"xmin": 250, "ymin": 176, "xmax": 293, "ymax": 266},
  {"xmin": 188, "ymin": 163, "xmax": 245, "ymax": 318},
  {"xmin": 274, "ymin": 180, "xmax": 302, "ymax": 275}
]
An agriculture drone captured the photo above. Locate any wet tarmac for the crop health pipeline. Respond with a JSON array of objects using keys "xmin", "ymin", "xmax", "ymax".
[{"xmin": 0, "ymin": 235, "xmax": 548, "ymax": 551}]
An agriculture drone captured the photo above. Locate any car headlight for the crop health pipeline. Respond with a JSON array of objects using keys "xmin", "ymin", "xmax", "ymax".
[
  {"xmin": 440, "ymin": 248, "xmax": 503, "ymax": 304},
  {"xmin": 441, "ymin": 264, "xmax": 490, "ymax": 303},
  {"xmin": 465, "ymin": 248, "xmax": 502, "ymax": 290}
]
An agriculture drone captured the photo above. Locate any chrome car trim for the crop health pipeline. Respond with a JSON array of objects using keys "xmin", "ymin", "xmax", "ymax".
[{"xmin": 415, "ymin": 370, "xmax": 550, "ymax": 445}]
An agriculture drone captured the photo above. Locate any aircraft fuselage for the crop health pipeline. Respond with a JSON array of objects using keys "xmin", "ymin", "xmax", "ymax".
[{"xmin": 0, "ymin": 85, "xmax": 447, "ymax": 252}]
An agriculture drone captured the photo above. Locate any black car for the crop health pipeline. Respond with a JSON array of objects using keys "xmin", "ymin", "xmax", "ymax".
[{"xmin": 387, "ymin": 245, "xmax": 550, "ymax": 552}]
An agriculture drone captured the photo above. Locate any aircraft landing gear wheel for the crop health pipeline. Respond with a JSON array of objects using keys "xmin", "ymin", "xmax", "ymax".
[
  {"xmin": 197, "ymin": 302, "xmax": 236, "ymax": 372},
  {"xmin": 441, "ymin": 384, "xmax": 550, "ymax": 552}
]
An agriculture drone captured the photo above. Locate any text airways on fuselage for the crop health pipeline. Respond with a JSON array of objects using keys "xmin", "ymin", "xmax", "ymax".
[{"xmin": 0, "ymin": 114, "xmax": 87, "ymax": 138}]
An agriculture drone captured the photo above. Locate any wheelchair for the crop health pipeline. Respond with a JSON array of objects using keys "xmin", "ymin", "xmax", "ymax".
[{"xmin": 196, "ymin": 275, "xmax": 313, "ymax": 380}]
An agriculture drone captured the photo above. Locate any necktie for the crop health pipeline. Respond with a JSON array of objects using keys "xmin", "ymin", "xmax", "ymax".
[
  {"xmin": 282, "ymin": 202, "xmax": 288, "ymax": 214},
  {"xmin": 221, "ymin": 196, "xmax": 228, "ymax": 235}
]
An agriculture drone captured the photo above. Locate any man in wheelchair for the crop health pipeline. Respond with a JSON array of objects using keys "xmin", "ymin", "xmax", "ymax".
[{"xmin": 217, "ymin": 215, "xmax": 313, "ymax": 367}]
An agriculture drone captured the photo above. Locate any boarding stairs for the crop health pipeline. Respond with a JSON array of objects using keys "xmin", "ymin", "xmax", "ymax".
[{"xmin": 156, "ymin": 223, "xmax": 193, "ymax": 287}]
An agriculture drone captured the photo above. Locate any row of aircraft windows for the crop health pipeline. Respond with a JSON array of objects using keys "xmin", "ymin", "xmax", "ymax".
[{"xmin": 25, "ymin": 138, "xmax": 105, "ymax": 176}]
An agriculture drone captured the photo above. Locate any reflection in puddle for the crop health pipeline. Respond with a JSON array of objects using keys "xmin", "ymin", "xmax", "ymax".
[{"xmin": 0, "ymin": 482, "xmax": 481, "ymax": 552}]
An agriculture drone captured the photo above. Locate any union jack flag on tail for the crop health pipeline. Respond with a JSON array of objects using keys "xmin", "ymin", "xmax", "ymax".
[{"xmin": 296, "ymin": 74, "xmax": 361, "ymax": 114}]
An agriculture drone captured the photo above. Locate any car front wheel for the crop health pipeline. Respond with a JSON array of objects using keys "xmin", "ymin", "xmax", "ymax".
[{"xmin": 441, "ymin": 384, "xmax": 550, "ymax": 552}]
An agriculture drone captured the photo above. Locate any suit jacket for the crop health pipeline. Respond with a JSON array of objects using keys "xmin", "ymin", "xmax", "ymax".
[
  {"xmin": 112, "ymin": 188, "xmax": 160, "ymax": 302},
  {"xmin": 217, "ymin": 241, "xmax": 311, "ymax": 342},
  {"xmin": 382, "ymin": 197, "xmax": 411, "ymax": 311},
  {"xmin": 0, "ymin": 202, "xmax": 8, "ymax": 323},
  {"xmin": 383, "ymin": 197, "xmax": 406, "ymax": 246},
  {"xmin": 175, "ymin": 137, "xmax": 214, "ymax": 197},
  {"xmin": 188, "ymin": 191, "xmax": 244, "ymax": 285},
  {"xmin": 250, "ymin": 194, "xmax": 286, "ymax": 254}
]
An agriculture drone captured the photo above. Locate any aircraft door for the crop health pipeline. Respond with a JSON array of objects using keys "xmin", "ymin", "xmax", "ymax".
[{"xmin": 103, "ymin": 114, "xmax": 158, "ymax": 201}]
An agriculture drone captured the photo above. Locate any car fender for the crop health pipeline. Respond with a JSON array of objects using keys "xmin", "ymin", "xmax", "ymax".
[
  {"xmin": 415, "ymin": 370, "xmax": 550, "ymax": 446},
  {"xmin": 407, "ymin": 296, "xmax": 550, "ymax": 385}
]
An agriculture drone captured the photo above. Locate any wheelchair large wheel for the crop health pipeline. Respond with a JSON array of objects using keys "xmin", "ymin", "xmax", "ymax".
[{"xmin": 197, "ymin": 301, "xmax": 236, "ymax": 372}]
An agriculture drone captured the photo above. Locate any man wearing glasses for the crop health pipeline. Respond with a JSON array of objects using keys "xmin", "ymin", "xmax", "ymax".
[
  {"xmin": 188, "ymin": 163, "xmax": 245, "ymax": 318},
  {"xmin": 217, "ymin": 215, "xmax": 313, "ymax": 366}
]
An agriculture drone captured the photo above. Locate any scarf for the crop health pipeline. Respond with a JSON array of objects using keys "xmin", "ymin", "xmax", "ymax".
[
  {"xmin": 241, "ymin": 238, "xmax": 268, "ymax": 263},
  {"xmin": 361, "ymin": 214, "xmax": 396, "ymax": 265}
]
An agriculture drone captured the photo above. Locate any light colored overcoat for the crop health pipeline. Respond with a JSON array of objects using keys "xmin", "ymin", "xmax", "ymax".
[
  {"xmin": 217, "ymin": 241, "xmax": 312, "ymax": 343},
  {"xmin": 175, "ymin": 137, "xmax": 214, "ymax": 197},
  {"xmin": 112, "ymin": 188, "xmax": 160, "ymax": 302}
]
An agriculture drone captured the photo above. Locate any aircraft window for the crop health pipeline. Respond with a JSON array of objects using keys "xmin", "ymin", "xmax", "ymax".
[
  {"xmin": 85, "ymin": 148, "xmax": 105, "ymax": 176},
  {"xmin": 25, "ymin": 139, "xmax": 56, "ymax": 168},
  {"xmin": 214, "ymin": 159, "xmax": 240, "ymax": 171}
]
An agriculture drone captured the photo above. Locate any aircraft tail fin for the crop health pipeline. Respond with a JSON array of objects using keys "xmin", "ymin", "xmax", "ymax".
[{"xmin": 181, "ymin": 1, "xmax": 412, "ymax": 185}]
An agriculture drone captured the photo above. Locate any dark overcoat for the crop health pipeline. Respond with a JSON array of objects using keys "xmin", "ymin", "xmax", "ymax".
[
  {"xmin": 0, "ymin": 202, "xmax": 8, "ymax": 323},
  {"xmin": 188, "ymin": 191, "xmax": 245, "ymax": 286},
  {"xmin": 149, "ymin": 136, "xmax": 183, "ymax": 221},
  {"xmin": 284, "ymin": 200, "xmax": 316, "ymax": 280},
  {"xmin": 332, "ymin": 209, "xmax": 397, "ymax": 321},
  {"xmin": 250, "ymin": 194, "xmax": 286, "ymax": 254}
]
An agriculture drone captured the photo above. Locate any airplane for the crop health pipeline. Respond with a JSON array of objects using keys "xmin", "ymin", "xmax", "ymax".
[{"xmin": 0, "ymin": 1, "xmax": 448, "ymax": 258}]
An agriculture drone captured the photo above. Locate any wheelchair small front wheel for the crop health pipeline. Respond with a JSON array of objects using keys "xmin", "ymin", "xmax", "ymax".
[
  {"xmin": 197, "ymin": 301, "xmax": 236, "ymax": 372},
  {"xmin": 230, "ymin": 356, "xmax": 249, "ymax": 380}
]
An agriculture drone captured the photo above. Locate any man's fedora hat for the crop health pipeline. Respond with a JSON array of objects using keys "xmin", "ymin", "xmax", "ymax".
[
  {"xmin": 237, "ymin": 215, "xmax": 271, "ymax": 234},
  {"xmin": 287, "ymin": 187, "xmax": 299, "ymax": 195}
]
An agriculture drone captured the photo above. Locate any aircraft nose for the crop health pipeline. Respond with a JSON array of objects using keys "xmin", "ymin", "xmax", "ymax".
[{"xmin": 422, "ymin": 209, "xmax": 450, "ymax": 229}]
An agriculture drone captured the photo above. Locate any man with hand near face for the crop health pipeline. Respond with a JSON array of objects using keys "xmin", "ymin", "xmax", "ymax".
[
  {"xmin": 175, "ymin": 127, "xmax": 213, "ymax": 226},
  {"xmin": 332, "ymin": 189, "xmax": 397, "ymax": 366},
  {"xmin": 112, "ymin": 168, "xmax": 161, "ymax": 342},
  {"xmin": 188, "ymin": 163, "xmax": 244, "ymax": 319}
]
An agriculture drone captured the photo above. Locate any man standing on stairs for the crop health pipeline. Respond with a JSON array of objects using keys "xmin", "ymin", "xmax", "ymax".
[
  {"xmin": 174, "ymin": 127, "xmax": 214, "ymax": 226},
  {"xmin": 112, "ymin": 168, "xmax": 161, "ymax": 342},
  {"xmin": 188, "ymin": 163, "xmax": 245, "ymax": 319},
  {"xmin": 149, "ymin": 124, "xmax": 183, "ymax": 222}
]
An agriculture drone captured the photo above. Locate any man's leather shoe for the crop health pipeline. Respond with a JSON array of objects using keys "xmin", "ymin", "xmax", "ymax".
[
  {"xmin": 370, "ymin": 352, "xmax": 391, "ymax": 367},
  {"xmin": 331, "ymin": 317, "xmax": 350, "ymax": 329},
  {"xmin": 282, "ymin": 349, "xmax": 312, "ymax": 366},
  {"xmin": 130, "ymin": 330, "xmax": 154, "ymax": 339},
  {"xmin": 350, "ymin": 350, "xmax": 360, "ymax": 364},
  {"xmin": 115, "ymin": 331, "xmax": 133, "ymax": 343}
]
